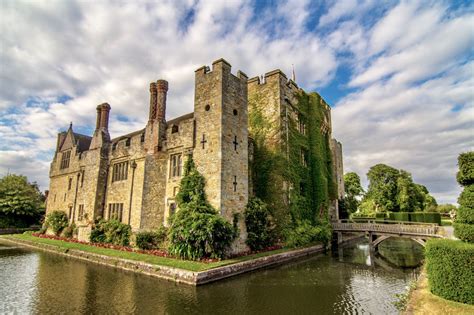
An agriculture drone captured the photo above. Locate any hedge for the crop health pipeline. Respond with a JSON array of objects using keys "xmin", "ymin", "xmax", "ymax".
[
  {"xmin": 388, "ymin": 212, "xmax": 441, "ymax": 225},
  {"xmin": 457, "ymin": 152, "xmax": 474, "ymax": 186},
  {"xmin": 423, "ymin": 212, "xmax": 442, "ymax": 225},
  {"xmin": 454, "ymin": 223, "xmax": 474, "ymax": 243},
  {"xmin": 425, "ymin": 239, "xmax": 474, "ymax": 304},
  {"xmin": 389, "ymin": 212, "xmax": 410, "ymax": 222}
]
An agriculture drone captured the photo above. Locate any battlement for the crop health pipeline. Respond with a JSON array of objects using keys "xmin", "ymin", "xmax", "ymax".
[
  {"xmin": 195, "ymin": 58, "xmax": 248, "ymax": 81},
  {"xmin": 248, "ymin": 69, "xmax": 299, "ymax": 88}
]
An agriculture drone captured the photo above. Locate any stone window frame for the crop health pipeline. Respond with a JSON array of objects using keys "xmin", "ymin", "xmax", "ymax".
[
  {"xmin": 108, "ymin": 203, "xmax": 124, "ymax": 222},
  {"xmin": 171, "ymin": 124, "xmax": 179, "ymax": 134},
  {"xmin": 68, "ymin": 177, "xmax": 72, "ymax": 190},
  {"xmin": 78, "ymin": 204, "xmax": 84, "ymax": 221},
  {"xmin": 170, "ymin": 153, "xmax": 182, "ymax": 178},
  {"xmin": 112, "ymin": 161, "xmax": 129, "ymax": 182},
  {"xmin": 60, "ymin": 150, "xmax": 71, "ymax": 169}
]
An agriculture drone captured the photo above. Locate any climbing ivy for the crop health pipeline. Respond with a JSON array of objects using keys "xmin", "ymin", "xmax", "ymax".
[{"xmin": 249, "ymin": 90, "xmax": 336, "ymax": 232}]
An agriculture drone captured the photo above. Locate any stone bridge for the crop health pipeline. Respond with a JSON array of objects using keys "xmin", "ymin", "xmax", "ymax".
[{"xmin": 332, "ymin": 220, "xmax": 445, "ymax": 251}]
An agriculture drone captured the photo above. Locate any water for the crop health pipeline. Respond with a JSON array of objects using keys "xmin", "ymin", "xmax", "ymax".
[{"xmin": 0, "ymin": 238, "xmax": 423, "ymax": 314}]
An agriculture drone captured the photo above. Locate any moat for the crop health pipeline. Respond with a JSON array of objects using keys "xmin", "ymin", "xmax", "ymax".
[{"xmin": 0, "ymin": 238, "xmax": 423, "ymax": 314}]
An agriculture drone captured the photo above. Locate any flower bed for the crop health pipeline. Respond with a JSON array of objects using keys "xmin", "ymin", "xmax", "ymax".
[{"xmin": 31, "ymin": 233, "xmax": 284, "ymax": 263}]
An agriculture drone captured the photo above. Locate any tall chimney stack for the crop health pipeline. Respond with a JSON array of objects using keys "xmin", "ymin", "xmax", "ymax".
[
  {"xmin": 156, "ymin": 79, "xmax": 168, "ymax": 122},
  {"xmin": 149, "ymin": 82, "xmax": 157, "ymax": 121},
  {"xmin": 95, "ymin": 106, "xmax": 102, "ymax": 130},
  {"xmin": 96, "ymin": 103, "xmax": 111, "ymax": 130}
]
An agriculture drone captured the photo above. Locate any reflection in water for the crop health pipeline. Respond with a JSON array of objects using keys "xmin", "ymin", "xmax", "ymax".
[{"xmin": 0, "ymin": 238, "xmax": 421, "ymax": 314}]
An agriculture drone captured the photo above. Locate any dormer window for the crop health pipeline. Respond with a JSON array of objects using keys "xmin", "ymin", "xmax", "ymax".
[
  {"xmin": 171, "ymin": 125, "xmax": 179, "ymax": 134},
  {"xmin": 60, "ymin": 150, "xmax": 71, "ymax": 169}
]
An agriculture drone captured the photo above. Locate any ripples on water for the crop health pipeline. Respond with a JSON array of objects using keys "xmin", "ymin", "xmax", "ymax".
[{"xmin": 0, "ymin": 238, "xmax": 422, "ymax": 314}]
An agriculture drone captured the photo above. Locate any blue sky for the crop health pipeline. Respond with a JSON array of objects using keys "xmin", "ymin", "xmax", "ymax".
[{"xmin": 0, "ymin": 0, "xmax": 473, "ymax": 204}]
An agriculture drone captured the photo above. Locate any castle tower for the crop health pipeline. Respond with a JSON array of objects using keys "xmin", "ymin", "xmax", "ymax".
[{"xmin": 193, "ymin": 59, "xmax": 249, "ymax": 250}]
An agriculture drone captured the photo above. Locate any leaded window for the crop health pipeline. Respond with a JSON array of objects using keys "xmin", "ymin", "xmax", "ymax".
[
  {"xmin": 170, "ymin": 154, "xmax": 182, "ymax": 178},
  {"xmin": 112, "ymin": 161, "xmax": 128, "ymax": 182},
  {"xmin": 60, "ymin": 150, "xmax": 71, "ymax": 169}
]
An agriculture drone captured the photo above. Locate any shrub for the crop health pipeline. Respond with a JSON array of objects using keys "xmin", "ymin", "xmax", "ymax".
[
  {"xmin": 44, "ymin": 211, "xmax": 69, "ymax": 235},
  {"xmin": 168, "ymin": 204, "xmax": 235, "ymax": 260},
  {"xmin": 409, "ymin": 212, "xmax": 424, "ymax": 223},
  {"xmin": 136, "ymin": 226, "xmax": 168, "ymax": 250},
  {"xmin": 244, "ymin": 197, "xmax": 276, "ymax": 251},
  {"xmin": 425, "ymin": 239, "xmax": 474, "ymax": 304},
  {"xmin": 375, "ymin": 213, "xmax": 386, "ymax": 219},
  {"xmin": 285, "ymin": 220, "xmax": 332, "ymax": 248},
  {"xmin": 90, "ymin": 219, "xmax": 131, "ymax": 246},
  {"xmin": 457, "ymin": 184, "xmax": 474, "ymax": 224},
  {"xmin": 61, "ymin": 223, "xmax": 75, "ymax": 238},
  {"xmin": 169, "ymin": 157, "xmax": 237, "ymax": 260},
  {"xmin": 423, "ymin": 212, "xmax": 441, "ymax": 225},
  {"xmin": 457, "ymin": 152, "xmax": 474, "ymax": 186},
  {"xmin": 454, "ymin": 223, "xmax": 474, "ymax": 243},
  {"xmin": 389, "ymin": 212, "xmax": 409, "ymax": 222}
]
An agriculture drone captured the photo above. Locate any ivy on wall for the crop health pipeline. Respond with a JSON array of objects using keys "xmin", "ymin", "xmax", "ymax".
[{"xmin": 249, "ymin": 90, "xmax": 336, "ymax": 231}]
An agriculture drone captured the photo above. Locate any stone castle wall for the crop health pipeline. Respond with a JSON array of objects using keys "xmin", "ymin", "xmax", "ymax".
[{"xmin": 46, "ymin": 57, "xmax": 343, "ymax": 250}]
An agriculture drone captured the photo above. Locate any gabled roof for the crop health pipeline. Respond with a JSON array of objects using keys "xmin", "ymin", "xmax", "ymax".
[
  {"xmin": 73, "ymin": 133, "xmax": 92, "ymax": 152},
  {"xmin": 111, "ymin": 128, "xmax": 145, "ymax": 143}
]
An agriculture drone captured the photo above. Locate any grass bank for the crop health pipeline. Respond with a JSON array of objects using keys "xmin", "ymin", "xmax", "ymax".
[
  {"xmin": 1, "ymin": 234, "xmax": 296, "ymax": 272},
  {"xmin": 404, "ymin": 270, "xmax": 474, "ymax": 315}
]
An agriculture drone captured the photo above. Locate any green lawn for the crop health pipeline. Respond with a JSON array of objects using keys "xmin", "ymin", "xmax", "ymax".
[
  {"xmin": 2, "ymin": 234, "xmax": 300, "ymax": 272},
  {"xmin": 441, "ymin": 219, "xmax": 453, "ymax": 226}
]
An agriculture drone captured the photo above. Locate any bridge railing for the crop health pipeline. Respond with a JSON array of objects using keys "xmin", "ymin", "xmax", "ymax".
[
  {"xmin": 333, "ymin": 220, "xmax": 440, "ymax": 237},
  {"xmin": 339, "ymin": 219, "xmax": 436, "ymax": 226}
]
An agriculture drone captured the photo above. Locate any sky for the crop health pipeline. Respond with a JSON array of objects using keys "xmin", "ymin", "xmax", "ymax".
[{"xmin": 0, "ymin": 0, "xmax": 473, "ymax": 204}]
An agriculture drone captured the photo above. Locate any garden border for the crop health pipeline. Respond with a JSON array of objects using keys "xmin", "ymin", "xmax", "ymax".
[{"xmin": 0, "ymin": 236, "xmax": 324, "ymax": 286}]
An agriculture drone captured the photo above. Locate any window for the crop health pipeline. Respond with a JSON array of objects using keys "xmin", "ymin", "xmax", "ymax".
[
  {"xmin": 112, "ymin": 161, "xmax": 128, "ymax": 182},
  {"xmin": 205, "ymin": 104, "xmax": 210, "ymax": 111},
  {"xmin": 81, "ymin": 171, "xmax": 85, "ymax": 187},
  {"xmin": 60, "ymin": 150, "xmax": 71, "ymax": 169},
  {"xmin": 125, "ymin": 138, "xmax": 131, "ymax": 147},
  {"xmin": 108, "ymin": 203, "xmax": 124, "ymax": 222},
  {"xmin": 68, "ymin": 206, "xmax": 72, "ymax": 219},
  {"xmin": 173, "ymin": 186, "xmax": 178, "ymax": 196},
  {"xmin": 170, "ymin": 154, "xmax": 182, "ymax": 178},
  {"xmin": 68, "ymin": 178, "xmax": 72, "ymax": 190},
  {"xmin": 300, "ymin": 148, "xmax": 308, "ymax": 167},
  {"xmin": 298, "ymin": 114, "xmax": 306, "ymax": 135},
  {"xmin": 140, "ymin": 133, "xmax": 145, "ymax": 143},
  {"xmin": 78, "ymin": 204, "xmax": 84, "ymax": 221},
  {"xmin": 112, "ymin": 143, "xmax": 117, "ymax": 150},
  {"xmin": 233, "ymin": 109, "xmax": 238, "ymax": 116},
  {"xmin": 171, "ymin": 125, "xmax": 179, "ymax": 133}
]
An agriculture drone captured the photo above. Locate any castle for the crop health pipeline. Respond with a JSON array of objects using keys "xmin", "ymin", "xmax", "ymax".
[{"xmin": 46, "ymin": 58, "xmax": 343, "ymax": 248}]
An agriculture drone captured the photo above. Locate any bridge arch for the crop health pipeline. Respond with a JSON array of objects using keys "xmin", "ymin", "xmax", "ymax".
[{"xmin": 371, "ymin": 234, "xmax": 426, "ymax": 251}]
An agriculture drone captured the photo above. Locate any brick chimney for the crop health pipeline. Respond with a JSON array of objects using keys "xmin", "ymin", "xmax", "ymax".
[
  {"xmin": 97, "ymin": 103, "xmax": 111, "ymax": 130},
  {"xmin": 156, "ymin": 79, "xmax": 168, "ymax": 121}
]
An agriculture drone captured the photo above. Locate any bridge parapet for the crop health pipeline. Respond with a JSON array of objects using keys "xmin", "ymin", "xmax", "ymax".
[{"xmin": 332, "ymin": 221, "xmax": 441, "ymax": 238}]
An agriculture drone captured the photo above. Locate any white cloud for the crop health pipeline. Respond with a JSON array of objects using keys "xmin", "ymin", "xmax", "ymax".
[{"xmin": 0, "ymin": 0, "xmax": 472, "ymax": 206}]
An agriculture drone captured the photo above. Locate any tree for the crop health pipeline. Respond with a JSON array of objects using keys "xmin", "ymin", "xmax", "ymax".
[
  {"xmin": 366, "ymin": 164, "xmax": 400, "ymax": 212},
  {"xmin": 343, "ymin": 172, "xmax": 364, "ymax": 214},
  {"xmin": 168, "ymin": 157, "xmax": 236, "ymax": 259},
  {"xmin": 454, "ymin": 152, "xmax": 474, "ymax": 243},
  {"xmin": 0, "ymin": 174, "xmax": 44, "ymax": 227},
  {"xmin": 436, "ymin": 204, "xmax": 457, "ymax": 214}
]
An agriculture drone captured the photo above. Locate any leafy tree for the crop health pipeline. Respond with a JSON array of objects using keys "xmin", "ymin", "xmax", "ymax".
[
  {"xmin": 436, "ymin": 204, "xmax": 457, "ymax": 214},
  {"xmin": 365, "ymin": 164, "xmax": 400, "ymax": 212},
  {"xmin": 169, "ymin": 157, "xmax": 236, "ymax": 259},
  {"xmin": 0, "ymin": 174, "xmax": 44, "ymax": 227},
  {"xmin": 343, "ymin": 172, "xmax": 364, "ymax": 214}
]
